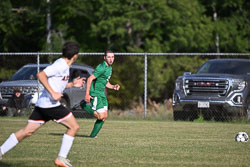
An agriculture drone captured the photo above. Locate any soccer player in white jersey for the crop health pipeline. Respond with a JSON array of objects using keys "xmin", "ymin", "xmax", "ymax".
[{"xmin": 0, "ymin": 42, "xmax": 85, "ymax": 167}]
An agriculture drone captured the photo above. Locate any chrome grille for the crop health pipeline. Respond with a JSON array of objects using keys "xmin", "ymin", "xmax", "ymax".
[
  {"xmin": 0, "ymin": 86, "xmax": 38, "ymax": 98},
  {"xmin": 184, "ymin": 78, "xmax": 229, "ymax": 96}
]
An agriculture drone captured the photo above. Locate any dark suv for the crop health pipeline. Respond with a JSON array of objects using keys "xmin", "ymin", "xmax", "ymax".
[
  {"xmin": 0, "ymin": 64, "xmax": 94, "ymax": 116},
  {"xmin": 173, "ymin": 59, "xmax": 250, "ymax": 121}
]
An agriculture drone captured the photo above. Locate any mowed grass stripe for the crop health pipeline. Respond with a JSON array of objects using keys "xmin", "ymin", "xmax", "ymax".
[{"xmin": 0, "ymin": 117, "xmax": 249, "ymax": 167}]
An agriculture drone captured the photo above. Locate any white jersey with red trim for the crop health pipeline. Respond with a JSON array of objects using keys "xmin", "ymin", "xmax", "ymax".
[{"xmin": 36, "ymin": 58, "xmax": 69, "ymax": 108}]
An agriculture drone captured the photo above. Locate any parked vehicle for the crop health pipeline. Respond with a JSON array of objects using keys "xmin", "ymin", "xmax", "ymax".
[
  {"xmin": 172, "ymin": 59, "xmax": 250, "ymax": 121},
  {"xmin": 0, "ymin": 64, "xmax": 94, "ymax": 117}
]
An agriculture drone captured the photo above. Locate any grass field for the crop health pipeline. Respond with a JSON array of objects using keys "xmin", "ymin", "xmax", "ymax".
[{"xmin": 0, "ymin": 117, "xmax": 250, "ymax": 167}]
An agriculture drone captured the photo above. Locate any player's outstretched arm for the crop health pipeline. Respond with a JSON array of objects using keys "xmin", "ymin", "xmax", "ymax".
[
  {"xmin": 66, "ymin": 77, "xmax": 86, "ymax": 88},
  {"xmin": 106, "ymin": 82, "xmax": 120, "ymax": 91}
]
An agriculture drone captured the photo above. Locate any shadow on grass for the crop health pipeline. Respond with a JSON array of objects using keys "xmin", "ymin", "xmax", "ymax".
[
  {"xmin": 49, "ymin": 133, "xmax": 90, "ymax": 138},
  {"xmin": 0, "ymin": 161, "xmax": 11, "ymax": 167},
  {"xmin": 0, "ymin": 161, "xmax": 36, "ymax": 167}
]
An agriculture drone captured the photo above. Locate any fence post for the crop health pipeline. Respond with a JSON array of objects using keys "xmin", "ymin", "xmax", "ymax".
[
  {"xmin": 37, "ymin": 53, "xmax": 40, "ymax": 97},
  {"xmin": 144, "ymin": 53, "xmax": 148, "ymax": 119}
]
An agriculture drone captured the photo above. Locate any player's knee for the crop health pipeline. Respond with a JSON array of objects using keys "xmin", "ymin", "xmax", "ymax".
[
  {"xmin": 75, "ymin": 123, "xmax": 80, "ymax": 132},
  {"xmin": 98, "ymin": 115, "xmax": 105, "ymax": 120},
  {"xmin": 24, "ymin": 129, "xmax": 34, "ymax": 137},
  {"xmin": 26, "ymin": 132, "xmax": 33, "ymax": 137},
  {"xmin": 76, "ymin": 124, "xmax": 80, "ymax": 131},
  {"xmin": 103, "ymin": 115, "xmax": 108, "ymax": 120},
  {"xmin": 97, "ymin": 116, "xmax": 103, "ymax": 120},
  {"xmin": 73, "ymin": 124, "xmax": 80, "ymax": 133},
  {"xmin": 93, "ymin": 111, "xmax": 99, "ymax": 119},
  {"xmin": 103, "ymin": 112, "xmax": 108, "ymax": 120}
]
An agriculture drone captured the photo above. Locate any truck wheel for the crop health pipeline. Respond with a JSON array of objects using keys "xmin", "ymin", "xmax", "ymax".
[
  {"xmin": 189, "ymin": 110, "xmax": 198, "ymax": 121},
  {"xmin": 202, "ymin": 111, "xmax": 212, "ymax": 121},
  {"xmin": 173, "ymin": 110, "xmax": 188, "ymax": 121},
  {"xmin": 173, "ymin": 110, "xmax": 182, "ymax": 120},
  {"xmin": 245, "ymin": 97, "xmax": 250, "ymax": 120}
]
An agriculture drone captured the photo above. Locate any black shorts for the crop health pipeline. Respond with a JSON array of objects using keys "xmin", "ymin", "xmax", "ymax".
[{"xmin": 28, "ymin": 105, "xmax": 72, "ymax": 124}]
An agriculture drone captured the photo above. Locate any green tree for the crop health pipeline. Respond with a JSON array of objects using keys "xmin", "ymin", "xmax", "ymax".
[
  {"xmin": 0, "ymin": 0, "xmax": 47, "ymax": 52},
  {"xmin": 1, "ymin": 0, "xmax": 250, "ymax": 109},
  {"xmin": 200, "ymin": 0, "xmax": 250, "ymax": 52}
]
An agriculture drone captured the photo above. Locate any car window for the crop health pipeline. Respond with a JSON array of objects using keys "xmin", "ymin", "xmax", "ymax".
[
  {"xmin": 10, "ymin": 66, "xmax": 46, "ymax": 81},
  {"xmin": 197, "ymin": 61, "xmax": 250, "ymax": 75},
  {"xmin": 70, "ymin": 68, "xmax": 90, "ymax": 82}
]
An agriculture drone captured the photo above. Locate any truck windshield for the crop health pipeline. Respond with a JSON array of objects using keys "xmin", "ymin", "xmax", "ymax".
[
  {"xmin": 197, "ymin": 60, "xmax": 250, "ymax": 75},
  {"xmin": 10, "ymin": 66, "xmax": 46, "ymax": 81}
]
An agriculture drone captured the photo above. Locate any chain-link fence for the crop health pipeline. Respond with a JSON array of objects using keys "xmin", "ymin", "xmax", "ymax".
[{"xmin": 1, "ymin": 52, "xmax": 250, "ymax": 121}]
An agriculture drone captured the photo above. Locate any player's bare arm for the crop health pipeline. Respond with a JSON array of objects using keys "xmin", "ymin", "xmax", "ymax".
[
  {"xmin": 106, "ymin": 82, "xmax": 120, "ymax": 91},
  {"xmin": 37, "ymin": 71, "xmax": 63, "ymax": 101},
  {"xmin": 66, "ymin": 77, "xmax": 86, "ymax": 88},
  {"xmin": 85, "ymin": 75, "xmax": 96, "ymax": 103}
]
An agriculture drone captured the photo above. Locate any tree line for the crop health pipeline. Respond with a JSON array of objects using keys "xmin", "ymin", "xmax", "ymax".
[{"xmin": 0, "ymin": 0, "xmax": 250, "ymax": 109}]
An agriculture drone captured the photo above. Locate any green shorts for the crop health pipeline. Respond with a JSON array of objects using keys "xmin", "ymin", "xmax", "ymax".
[{"xmin": 90, "ymin": 96, "xmax": 108, "ymax": 113}]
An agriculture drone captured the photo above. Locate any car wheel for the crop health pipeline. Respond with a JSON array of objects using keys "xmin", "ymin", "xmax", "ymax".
[{"xmin": 60, "ymin": 98, "xmax": 70, "ymax": 110}]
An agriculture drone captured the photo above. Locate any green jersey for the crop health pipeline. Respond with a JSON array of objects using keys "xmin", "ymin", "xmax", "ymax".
[{"xmin": 90, "ymin": 61, "xmax": 112, "ymax": 97}]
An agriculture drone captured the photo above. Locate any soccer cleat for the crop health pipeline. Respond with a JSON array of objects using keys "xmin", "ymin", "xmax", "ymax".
[
  {"xmin": 0, "ymin": 147, "xmax": 2, "ymax": 160},
  {"xmin": 90, "ymin": 136, "xmax": 98, "ymax": 139},
  {"xmin": 54, "ymin": 156, "xmax": 73, "ymax": 167}
]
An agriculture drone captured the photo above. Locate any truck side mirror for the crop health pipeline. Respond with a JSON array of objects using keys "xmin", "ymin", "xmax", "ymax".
[{"xmin": 184, "ymin": 72, "xmax": 192, "ymax": 76}]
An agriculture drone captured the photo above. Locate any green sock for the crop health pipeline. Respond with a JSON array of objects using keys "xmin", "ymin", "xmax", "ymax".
[
  {"xmin": 80, "ymin": 101, "xmax": 94, "ymax": 115},
  {"xmin": 90, "ymin": 120, "xmax": 104, "ymax": 137}
]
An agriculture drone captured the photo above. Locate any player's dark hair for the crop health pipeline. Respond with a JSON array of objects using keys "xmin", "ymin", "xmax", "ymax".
[
  {"xmin": 104, "ymin": 49, "xmax": 113, "ymax": 57},
  {"xmin": 62, "ymin": 41, "xmax": 80, "ymax": 59}
]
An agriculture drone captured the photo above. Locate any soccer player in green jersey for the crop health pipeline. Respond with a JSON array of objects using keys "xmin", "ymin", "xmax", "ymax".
[{"xmin": 82, "ymin": 50, "xmax": 120, "ymax": 138}]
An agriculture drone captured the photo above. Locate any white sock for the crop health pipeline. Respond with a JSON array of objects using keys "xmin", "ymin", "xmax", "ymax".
[
  {"xmin": 1, "ymin": 133, "xmax": 19, "ymax": 155},
  {"xmin": 58, "ymin": 134, "xmax": 74, "ymax": 158}
]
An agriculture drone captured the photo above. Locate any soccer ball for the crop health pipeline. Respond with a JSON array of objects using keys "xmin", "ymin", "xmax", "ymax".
[{"xmin": 235, "ymin": 132, "xmax": 249, "ymax": 142}]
